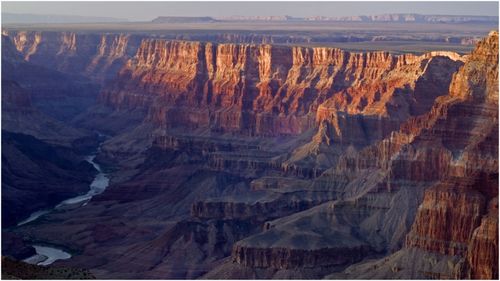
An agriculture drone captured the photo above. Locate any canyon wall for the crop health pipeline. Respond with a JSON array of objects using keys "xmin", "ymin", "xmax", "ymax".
[
  {"xmin": 4, "ymin": 31, "xmax": 142, "ymax": 82},
  {"xmin": 2, "ymin": 35, "xmax": 101, "ymax": 121},
  {"xmin": 3, "ymin": 27, "xmax": 497, "ymax": 280},
  {"xmin": 1, "ymin": 31, "xmax": 464, "ymax": 141},
  {"xmin": 99, "ymin": 38, "xmax": 462, "ymax": 139},
  {"xmin": 2, "ymin": 35, "xmax": 99, "ymax": 228},
  {"xmin": 403, "ymin": 30, "xmax": 499, "ymax": 279},
  {"xmin": 204, "ymin": 31, "xmax": 498, "ymax": 279}
]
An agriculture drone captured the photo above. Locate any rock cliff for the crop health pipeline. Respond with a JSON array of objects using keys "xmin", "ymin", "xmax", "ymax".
[
  {"xmin": 1, "ymin": 35, "xmax": 99, "ymax": 228},
  {"xmin": 5, "ymin": 31, "xmax": 142, "ymax": 82},
  {"xmin": 99, "ymin": 39, "xmax": 462, "ymax": 139},
  {"xmin": 2, "ymin": 34, "xmax": 100, "ymax": 121},
  {"xmin": 403, "ymin": 30, "xmax": 499, "ymax": 279},
  {"xmin": 202, "ymin": 31, "xmax": 498, "ymax": 279},
  {"xmin": 322, "ymin": 31, "xmax": 498, "ymax": 280}
]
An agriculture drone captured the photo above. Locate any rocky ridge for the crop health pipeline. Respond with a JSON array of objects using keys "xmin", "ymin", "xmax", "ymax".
[{"xmin": 100, "ymin": 39, "xmax": 463, "ymax": 138}]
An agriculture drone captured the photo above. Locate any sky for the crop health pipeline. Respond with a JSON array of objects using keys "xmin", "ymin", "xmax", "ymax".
[{"xmin": 2, "ymin": 1, "xmax": 499, "ymax": 21}]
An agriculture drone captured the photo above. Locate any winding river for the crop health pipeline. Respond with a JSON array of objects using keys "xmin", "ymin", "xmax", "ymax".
[{"xmin": 20, "ymin": 153, "xmax": 110, "ymax": 266}]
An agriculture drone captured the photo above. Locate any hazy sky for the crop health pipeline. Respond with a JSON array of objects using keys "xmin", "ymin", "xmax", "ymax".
[{"xmin": 2, "ymin": 1, "xmax": 499, "ymax": 21}]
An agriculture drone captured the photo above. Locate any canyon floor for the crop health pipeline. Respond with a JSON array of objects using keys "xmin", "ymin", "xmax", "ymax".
[{"xmin": 1, "ymin": 20, "xmax": 498, "ymax": 280}]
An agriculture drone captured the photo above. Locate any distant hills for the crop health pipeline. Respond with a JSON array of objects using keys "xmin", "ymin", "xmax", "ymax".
[
  {"xmin": 3, "ymin": 12, "xmax": 497, "ymax": 25},
  {"xmin": 152, "ymin": 14, "xmax": 498, "ymax": 24},
  {"xmin": 2, "ymin": 13, "xmax": 128, "ymax": 24},
  {"xmin": 152, "ymin": 16, "xmax": 216, "ymax": 23}
]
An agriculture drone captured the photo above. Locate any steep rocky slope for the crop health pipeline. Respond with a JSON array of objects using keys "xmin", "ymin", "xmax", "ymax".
[
  {"xmin": 2, "ymin": 35, "xmax": 100, "ymax": 121},
  {"xmin": 4, "ymin": 31, "xmax": 462, "ymax": 137},
  {"xmin": 2, "ymin": 36, "xmax": 99, "ymax": 227},
  {"xmin": 2, "ymin": 85, "xmax": 97, "ymax": 229},
  {"xmin": 100, "ymin": 39, "xmax": 462, "ymax": 136},
  {"xmin": 323, "ymin": 30, "xmax": 499, "ymax": 280},
  {"xmin": 4, "ymin": 31, "xmax": 141, "ymax": 82},
  {"xmin": 2, "ymin": 130, "xmax": 96, "ymax": 227},
  {"xmin": 91, "ymin": 39, "xmax": 463, "ymax": 178},
  {"xmin": 1, "ymin": 79, "xmax": 88, "ymax": 146},
  {"xmin": 202, "ymin": 31, "xmax": 498, "ymax": 279},
  {"xmin": 3, "ymin": 29, "xmax": 497, "ymax": 280}
]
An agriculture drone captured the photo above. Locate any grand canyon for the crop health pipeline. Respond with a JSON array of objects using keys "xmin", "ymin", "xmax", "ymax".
[{"xmin": 1, "ymin": 4, "xmax": 499, "ymax": 280}]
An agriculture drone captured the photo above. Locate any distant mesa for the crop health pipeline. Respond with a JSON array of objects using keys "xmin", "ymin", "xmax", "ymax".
[
  {"xmin": 151, "ymin": 13, "xmax": 499, "ymax": 24},
  {"xmin": 216, "ymin": 15, "xmax": 301, "ymax": 21},
  {"xmin": 151, "ymin": 16, "xmax": 217, "ymax": 23},
  {"xmin": 302, "ymin": 14, "xmax": 499, "ymax": 23}
]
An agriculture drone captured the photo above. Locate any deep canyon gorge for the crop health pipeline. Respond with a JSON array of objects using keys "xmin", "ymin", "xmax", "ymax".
[{"xmin": 1, "ymin": 22, "xmax": 498, "ymax": 279}]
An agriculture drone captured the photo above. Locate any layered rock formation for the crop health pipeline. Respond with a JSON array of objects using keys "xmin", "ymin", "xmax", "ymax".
[
  {"xmin": 403, "ymin": 30, "xmax": 499, "ymax": 279},
  {"xmin": 5, "ymin": 31, "xmax": 141, "ymax": 82},
  {"xmin": 100, "ymin": 39, "xmax": 462, "ymax": 139},
  {"xmin": 466, "ymin": 197, "xmax": 498, "ymax": 279},
  {"xmin": 201, "ymin": 31, "xmax": 498, "ymax": 279},
  {"xmin": 324, "ymin": 31, "xmax": 499, "ymax": 280},
  {"xmin": 232, "ymin": 243, "xmax": 371, "ymax": 269},
  {"xmin": 2, "ymin": 26, "xmax": 497, "ymax": 280},
  {"xmin": 2, "ymin": 35, "xmax": 101, "ymax": 121}
]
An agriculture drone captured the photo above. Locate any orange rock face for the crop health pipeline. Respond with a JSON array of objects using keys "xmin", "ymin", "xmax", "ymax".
[
  {"xmin": 220, "ymin": 32, "xmax": 498, "ymax": 278},
  {"xmin": 99, "ymin": 39, "xmax": 463, "ymax": 138}
]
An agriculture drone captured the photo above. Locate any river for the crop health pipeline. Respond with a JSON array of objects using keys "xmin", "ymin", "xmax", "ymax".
[{"xmin": 20, "ymin": 153, "xmax": 110, "ymax": 266}]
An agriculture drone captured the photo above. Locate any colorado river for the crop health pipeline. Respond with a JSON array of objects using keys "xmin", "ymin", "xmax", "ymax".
[
  {"xmin": 20, "ymin": 153, "xmax": 110, "ymax": 266},
  {"xmin": 16, "ymin": 210, "xmax": 51, "ymax": 227},
  {"xmin": 56, "ymin": 155, "xmax": 109, "ymax": 207},
  {"xmin": 23, "ymin": 245, "xmax": 72, "ymax": 266}
]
